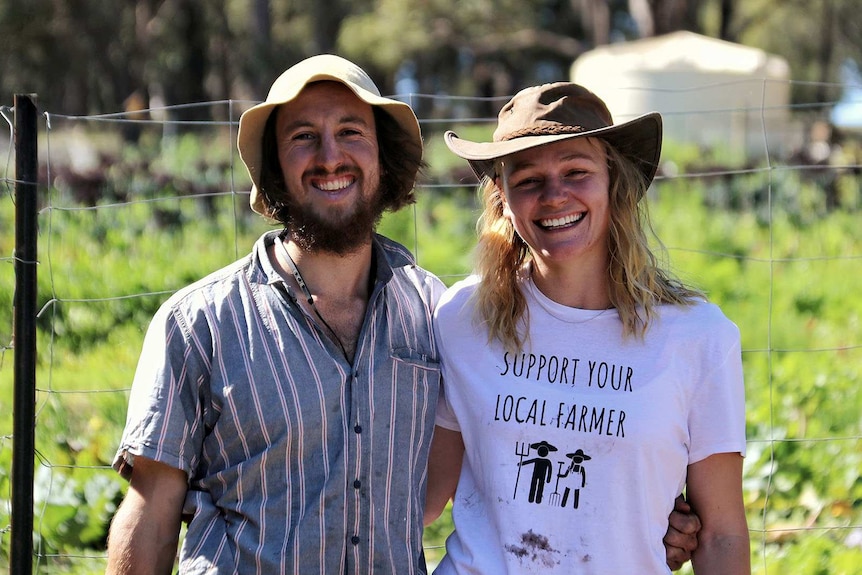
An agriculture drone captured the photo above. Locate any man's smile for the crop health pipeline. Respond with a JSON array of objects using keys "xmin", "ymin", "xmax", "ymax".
[{"xmin": 312, "ymin": 175, "xmax": 355, "ymax": 192}]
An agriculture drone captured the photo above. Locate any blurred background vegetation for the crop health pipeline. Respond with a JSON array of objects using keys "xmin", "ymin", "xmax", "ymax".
[
  {"xmin": 1, "ymin": 114, "xmax": 860, "ymax": 574},
  {"xmin": 1, "ymin": 0, "xmax": 862, "ymax": 573}
]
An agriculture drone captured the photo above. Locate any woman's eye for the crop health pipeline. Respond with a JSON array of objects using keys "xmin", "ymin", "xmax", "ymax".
[{"xmin": 513, "ymin": 177, "xmax": 540, "ymax": 189}]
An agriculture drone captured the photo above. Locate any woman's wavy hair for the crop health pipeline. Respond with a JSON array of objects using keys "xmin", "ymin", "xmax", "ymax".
[
  {"xmin": 256, "ymin": 105, "xmax": 424, "ymax": 224},
  {"xmin": 472, "ymin": 139, "xmax": 703, "ymax": 353}
]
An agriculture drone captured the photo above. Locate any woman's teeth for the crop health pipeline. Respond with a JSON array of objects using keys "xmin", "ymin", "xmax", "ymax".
[{"xmin": 540, "ymin": 213, "xmax": 584, "ymax": 229}]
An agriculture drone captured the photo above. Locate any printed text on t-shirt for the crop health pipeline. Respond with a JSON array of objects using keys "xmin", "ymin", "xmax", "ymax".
[{"xmin": 500, "ymin": 352, "xmax": 634, "ymax": 392}]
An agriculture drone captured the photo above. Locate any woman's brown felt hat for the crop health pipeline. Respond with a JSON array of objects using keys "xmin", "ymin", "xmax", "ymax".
[
  {"xmin": 237, "ymin": 54, "xmax": 423, "ymax": 216},
  {"xmin": 444, "ymin": 82, "xmax": 662, "ymax": 188}
]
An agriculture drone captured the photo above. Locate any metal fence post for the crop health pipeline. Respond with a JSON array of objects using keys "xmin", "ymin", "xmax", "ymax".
[{"xmin": 12, "ymin": 93, "xmax": 38, "ymax": 575}]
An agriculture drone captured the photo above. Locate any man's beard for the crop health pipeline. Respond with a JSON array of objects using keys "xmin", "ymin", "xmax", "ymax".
[{"xmin": 282, "ymin": 186, "xmax": 386, "ymax": 256}]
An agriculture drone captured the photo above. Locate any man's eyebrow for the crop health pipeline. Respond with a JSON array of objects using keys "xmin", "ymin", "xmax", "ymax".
[
  {"xmin": 280, "ymin": 115, "xmax": 372, "ymax": 133},
  {"xmin": 338, "ymin": 114, "xmax": 373, "ymax": 127}
]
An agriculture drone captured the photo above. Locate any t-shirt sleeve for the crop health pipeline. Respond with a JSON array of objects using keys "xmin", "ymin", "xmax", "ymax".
[
  {"xmin": 434, "ymin": 376, "xmax": 461, "ymax": 431},
  {"xmin": 432, "ymin": 294, "xmax": 462, "ymax": 432},
  {"xmin": 687, "ymin": 323, "xmax": 747, "ymax": 464}
]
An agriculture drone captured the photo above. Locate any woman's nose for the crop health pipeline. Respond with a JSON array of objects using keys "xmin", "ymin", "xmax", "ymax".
[{"xmin": 540, "ymin": 178, "xmax": 567, "ymax": 205}]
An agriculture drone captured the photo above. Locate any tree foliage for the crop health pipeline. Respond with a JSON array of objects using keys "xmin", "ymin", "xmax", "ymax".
[
  {"xmin": 727, "ymin": 0, "xmax": 862, "ymax": 104},
  {"xmin": 2, "ymin": 0, "xmax": 860, "ymax": 115}
]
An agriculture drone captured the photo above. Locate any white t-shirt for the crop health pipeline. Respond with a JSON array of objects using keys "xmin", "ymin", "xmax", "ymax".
[{"xmin": 433, "ymin": 275, "xmax": 746, "ymax": 575}]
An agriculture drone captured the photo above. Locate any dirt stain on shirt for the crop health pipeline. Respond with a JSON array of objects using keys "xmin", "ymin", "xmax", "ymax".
[{"xmin": 504, "ymin": 530, "xmax": 562, "ymax": 567}]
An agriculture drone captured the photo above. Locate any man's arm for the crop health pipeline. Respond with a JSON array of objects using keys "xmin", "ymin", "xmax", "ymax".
[
  {"xmin": 687, "ymin": 452, "xmax": 751, "ymax": 575},
  {"xmin": 424, "ymin": 426, "xmax": 464, "ymax": 526},
  {"xmin": 107, "ymin": 456, "xmax": 188, "ymax": 575},
  {"xmin": 664, "ymin": 494, "xmax": 702, "ymax": 570}
]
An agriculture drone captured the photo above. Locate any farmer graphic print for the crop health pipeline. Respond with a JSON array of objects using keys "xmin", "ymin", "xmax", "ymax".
[
  {"xmin": 433, "ymin": 276, "xmax": 746, "ymax": 574},
  {"xmin": 514, "ymin": 440, "xmax": 590, "ymax": 509}
]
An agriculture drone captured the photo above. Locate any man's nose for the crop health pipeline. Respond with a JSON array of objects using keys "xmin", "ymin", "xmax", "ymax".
[{"xmin": 316, "ymin": 134, "xmax": 343, "ymax": 170}]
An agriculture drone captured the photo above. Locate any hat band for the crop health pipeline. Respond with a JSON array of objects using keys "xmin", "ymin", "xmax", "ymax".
[{"xmin": 499, "ymin": 124, "xmax": 588, "ymax": 141}]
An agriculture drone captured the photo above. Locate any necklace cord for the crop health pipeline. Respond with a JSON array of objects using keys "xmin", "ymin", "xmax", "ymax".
[{"xmin": 277, "ymin": 235, "xmax": 350, "ymax": 360}]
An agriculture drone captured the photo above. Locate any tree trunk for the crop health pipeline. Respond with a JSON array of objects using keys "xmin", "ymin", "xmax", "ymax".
[
  {"xmin": 630, "ymin": 0, "xmax": 702, "ymax": 37},
  {"xmin": 311, "ymin": 0, "xmax": 344, "ymax": 54},
  {"xmin": 164, "ymin": 0, "xmax": 209, "ymax": 120},
  {"xmin": 815, "ymin": 0, "xmax": 834, "ymax": 104},
  {"xmin": 575, "ymin": 0, "xmax": 610, "ymax": 47},
  {"xmin": 719, "ymin": 0, "xmax": 736, "ymax": 41},
  {"xmin": 628, "ymin": 0, "xmax": 654, "ymax": 37},
  {"xmin": 250, "ymin": 0, "xmax": 272, "ymax": 97}
]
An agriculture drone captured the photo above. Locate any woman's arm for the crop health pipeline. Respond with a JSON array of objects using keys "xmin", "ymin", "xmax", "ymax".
[
  {"xmin": 424, "ymin": 426, "xmax": 465, "ymax": 526},
  {"xmin": 687, "ymin": 452, "xmax": 750, "ymax": 575}
]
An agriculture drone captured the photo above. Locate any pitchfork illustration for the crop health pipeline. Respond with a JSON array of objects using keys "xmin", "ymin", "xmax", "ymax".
[
  {"xmin": 513, "ymin": 441, "xmax": 530, "ymax": 498},
  {"xmin": 549, "ymin": 461, "xmax": 567, "ymax": 506}
]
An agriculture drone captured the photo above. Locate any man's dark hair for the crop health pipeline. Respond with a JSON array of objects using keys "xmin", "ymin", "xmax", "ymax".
[{"xmin": 257, "ymin": 105, "xmax": 424, "ymax": 223}]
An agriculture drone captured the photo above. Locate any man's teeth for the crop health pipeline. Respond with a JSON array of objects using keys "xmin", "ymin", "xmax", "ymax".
[
  {"xmin": 540, "ymin": 213, "xmax": 584, "ymax": 228},
  {"xmin": 317, "ymin": 177, "xmax": 352, "ymax": 191}
]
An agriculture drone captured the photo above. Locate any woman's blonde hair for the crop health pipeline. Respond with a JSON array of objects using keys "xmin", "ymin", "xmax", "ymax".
[{"xmin": 472, "ymin": 139, "xmax": 703, "ymax": 353}]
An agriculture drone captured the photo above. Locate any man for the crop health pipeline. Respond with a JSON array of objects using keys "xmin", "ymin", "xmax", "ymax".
[
  {"xmin": 107, "ymin": 54, "xmax": 443, "ymax": 575},
  {"xmin": 106, "ymin": 54, "xmax": 699, "ymax": 574}
]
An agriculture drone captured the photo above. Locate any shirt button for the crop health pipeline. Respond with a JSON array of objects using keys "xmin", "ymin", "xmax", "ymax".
[
  {"xmin": 353, "ymin": 479, "xmax": 361, "ymax": 489},
  {"xmin": 351, "ymin": 535, "xmax": 360, "ymax": 545},
  {"xmin": 354, "ymin": 425, "xmax": 362, "ymax": 434}
]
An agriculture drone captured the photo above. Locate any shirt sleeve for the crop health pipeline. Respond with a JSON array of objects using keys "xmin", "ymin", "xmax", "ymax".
[
  {"xmin": 113, "ymin": 301, "xmax": 209, "ymax": 481},
  {"xmin": 434, "ymin": 376, "xmax": 461, "ymax": 431},
  {"xmin": 432, "ymin": 294, "xmax": 462, "ymax": 432},
  {"xmin": 687, "ymin": 322, "xmax": 747, "ymax": 464}
]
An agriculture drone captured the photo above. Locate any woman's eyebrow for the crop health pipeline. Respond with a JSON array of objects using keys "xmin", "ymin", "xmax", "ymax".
[{"xmin": 506, "ymin": 151, "xmax": 599, "ymax": 175}]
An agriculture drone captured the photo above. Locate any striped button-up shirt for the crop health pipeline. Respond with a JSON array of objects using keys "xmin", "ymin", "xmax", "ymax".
[{"xmin": 114, "ymin": 230, "xmax": 445, "ymax": 574}]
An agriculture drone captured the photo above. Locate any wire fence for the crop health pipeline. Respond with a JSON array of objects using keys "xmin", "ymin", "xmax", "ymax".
[{"xmin": 1, "ymin": 76, "xmax": 861, "ymax": 574}]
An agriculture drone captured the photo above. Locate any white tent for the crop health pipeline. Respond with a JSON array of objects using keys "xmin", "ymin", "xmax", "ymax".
[{"xmin": 570, "ymin": 31, "xmax": 794, "ymax": 159}]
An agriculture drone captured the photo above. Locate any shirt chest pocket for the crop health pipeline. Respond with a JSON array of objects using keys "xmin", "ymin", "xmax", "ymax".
[
  {"xmin": 391, "ymin": 346, "xmax": 439, "ymax": 371},
  {"xmin": 390, "ymin": 346, "xmax": 442, "ymax": 400},
  {"xmin": 386, "ymin": 346, "xmax": 442, "ymax": 464}
]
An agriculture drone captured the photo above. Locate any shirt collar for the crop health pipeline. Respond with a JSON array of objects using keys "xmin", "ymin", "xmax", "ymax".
[{"xmin": 249, "ymin": 230, "xmax": 398, "ymax": 288}]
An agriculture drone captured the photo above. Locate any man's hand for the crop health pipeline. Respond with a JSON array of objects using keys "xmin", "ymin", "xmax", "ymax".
[{"xmin": 664, "ymin": 494, "xmax": 701, "ymax": 571}]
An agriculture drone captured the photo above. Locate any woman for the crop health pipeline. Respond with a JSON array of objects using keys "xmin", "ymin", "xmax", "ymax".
[{"xmin": 426, "ymin": 83, "xmax": 749, "ymax": 574}]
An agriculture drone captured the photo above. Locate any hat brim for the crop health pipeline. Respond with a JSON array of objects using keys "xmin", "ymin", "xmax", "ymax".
[
  {"xmin": 444, "ymin": 112, "xmax": 662, "ymax": 188},
  {"xmin": 238, "ymin": 60, "xmax": 422, "ymax": 216}
]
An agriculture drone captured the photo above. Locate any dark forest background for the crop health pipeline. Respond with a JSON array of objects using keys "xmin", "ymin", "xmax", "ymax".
[{"xmin": 2, "ymin": 0, "xmax": 860, "ymax": 116}]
